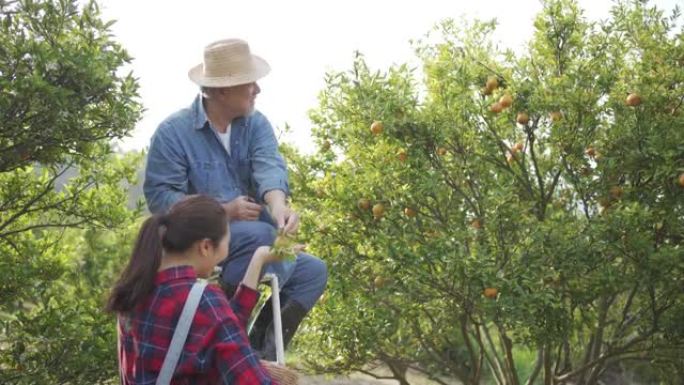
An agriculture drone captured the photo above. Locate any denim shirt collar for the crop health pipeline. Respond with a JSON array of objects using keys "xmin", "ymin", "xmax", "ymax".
[{"xmin": 193, "ymin": 94, "xmax": 210, "ymax": 130}]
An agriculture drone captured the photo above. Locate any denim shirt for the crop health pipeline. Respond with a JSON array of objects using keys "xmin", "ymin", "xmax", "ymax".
[{"xmin": 143, "ymin": 95, "xmax": 289, "ymax": 214}]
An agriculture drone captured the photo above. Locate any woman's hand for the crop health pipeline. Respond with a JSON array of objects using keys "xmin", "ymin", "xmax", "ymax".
[
  {"xmin": 242, "ymin": 244, "xmax": 305, "ymax": 290},
  {"xmin": 253, "ymin": 245, "xmax": 277, "ymax": 264},
  {"xmin": 255, "ymin": 242, "xmax": 305, "ymax": 264}
]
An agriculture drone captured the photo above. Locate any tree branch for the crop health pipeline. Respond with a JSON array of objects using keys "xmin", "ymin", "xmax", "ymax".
[{"xmin": 525, "ymin": 347, "xmax": 543, "ymax": 385}]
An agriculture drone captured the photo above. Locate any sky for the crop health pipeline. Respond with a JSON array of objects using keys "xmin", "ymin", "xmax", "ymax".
[{"xmin": 100, "ymin": 0, "xmax": 680, "ymax": 154}]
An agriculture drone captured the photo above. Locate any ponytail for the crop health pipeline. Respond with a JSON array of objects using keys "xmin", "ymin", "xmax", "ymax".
[
  {"xmin": 106, "ymin": 215, "xmax": 164, "ymax": 313},
  {"xmin": 106, "ymin": 195, "xmax": 228, "ymax": 313}
]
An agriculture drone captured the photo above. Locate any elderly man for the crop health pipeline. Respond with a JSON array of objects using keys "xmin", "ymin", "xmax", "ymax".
[{"xmin": 143, "ymin": 38, "xmax": 327, "ymax": 360}]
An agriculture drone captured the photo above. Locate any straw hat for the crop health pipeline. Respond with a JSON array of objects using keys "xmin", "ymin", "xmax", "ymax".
[{"xmin": 188, "ymin": 39, "xmax": 270, "ymax": 88}]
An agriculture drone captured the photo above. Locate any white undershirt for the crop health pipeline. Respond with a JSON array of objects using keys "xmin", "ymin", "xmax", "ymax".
[
  {"xmin": 201, "ymin": 95, "xmax": 232, "ymax": 155},
  {"xmin": 216, "ymin": 123, "xmax": 232, "ymax": 155}
]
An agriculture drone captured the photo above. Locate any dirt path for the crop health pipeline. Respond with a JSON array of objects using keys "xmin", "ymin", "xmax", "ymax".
[
  {"xmin": 298, "ymin": 369, "xmax": 460, "ymax": 385},
  {"xmin": 300, "ymin": 374, "xmax": 396, "ymax": 385},
  {"xmin": 299, "ymin": 376, "xmax": 397, "ymax": 385}
]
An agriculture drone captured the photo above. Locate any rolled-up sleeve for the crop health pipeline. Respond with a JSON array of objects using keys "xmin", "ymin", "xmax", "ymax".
[
  {"xmin": 249, "ymin": 113, "xmax": 289, "ymax": 201},
  {"xmin": 143, "ymin": 123, "xmax": 188, "ymax": 214}
]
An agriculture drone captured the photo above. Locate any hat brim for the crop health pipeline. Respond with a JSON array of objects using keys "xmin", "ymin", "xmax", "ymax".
[{"xmin": 188, "ymin": 54, "xmax": 271, "ymax": 88}]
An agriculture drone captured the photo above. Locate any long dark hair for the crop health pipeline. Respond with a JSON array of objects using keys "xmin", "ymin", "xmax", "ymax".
[{"xmin": 106, "ymin": 195, "xmax": 228, "ymax": 313}]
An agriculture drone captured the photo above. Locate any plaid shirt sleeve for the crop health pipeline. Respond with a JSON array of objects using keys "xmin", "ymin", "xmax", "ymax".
[
  {"xmin": 205, "ymin": 284, "xmax": 279, "ymax": 385},
  {"xmin": 230, "ymin": 284, "xmax": 259, "ymax": 330}
]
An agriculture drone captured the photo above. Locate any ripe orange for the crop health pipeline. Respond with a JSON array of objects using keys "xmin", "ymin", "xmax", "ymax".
[
  {"xmin": 585, "ymin": 147, "xmax": 596, "ymax": 157},
  {"xmin": 357, "ymin": 198, "xmax": 371, "ymax": 210},
  {"xmin": 499, "ymin": 93, "xmax": 513, "ymax": 108},
  {"xmin": 372, "ymin": 203, "xmax": 385, "ymax": 219},
  {"xmin": 484, "ymin": 287, "xmax": 498, "ymax": 299},
  {"xmin": 626, "ymin": 93, "xmax": 642, "ymax": 107},
  {"xmin": 486, "ymin": 76, "xmax": 499, "ymax": 91}
]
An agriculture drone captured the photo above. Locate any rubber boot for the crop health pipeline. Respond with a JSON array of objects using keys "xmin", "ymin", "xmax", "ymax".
[{"xmin": 261, "ymin": 300, "xmax": 308, "ymax": 361}]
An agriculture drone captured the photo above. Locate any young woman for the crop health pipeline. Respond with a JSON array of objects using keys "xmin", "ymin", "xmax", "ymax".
[{"xmin": 107, "ymin": 195, "xmax": 280, "ymax": 384}]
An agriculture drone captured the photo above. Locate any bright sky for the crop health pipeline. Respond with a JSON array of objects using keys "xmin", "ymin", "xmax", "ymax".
[{"xmin": 101, "ymin": 0, "xmax": 680, "ymax": 154}]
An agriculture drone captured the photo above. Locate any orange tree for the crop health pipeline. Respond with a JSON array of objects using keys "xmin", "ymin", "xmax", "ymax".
[{"xmin": 285, "ymin": 1, "xmax": 684, "ymax": 384}]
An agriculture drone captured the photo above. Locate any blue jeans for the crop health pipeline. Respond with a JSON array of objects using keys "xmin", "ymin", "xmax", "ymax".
[{"xmin": 219, "ymin": 212, "xmax": 327, "ymax": 311}]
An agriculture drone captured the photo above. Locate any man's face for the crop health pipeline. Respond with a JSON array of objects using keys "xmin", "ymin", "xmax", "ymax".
[{"xmin": 219, "ymin": 82, "xmax": 260, "ymax": 117}]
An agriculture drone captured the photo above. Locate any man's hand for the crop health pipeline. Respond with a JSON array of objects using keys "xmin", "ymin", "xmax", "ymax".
[
  {"xmin": 223, "ymin": 196, "xmax": 262, "ymax": 221},
  {"xmin": 264, "ymin": 190, "xmax": 299, "ymax": 234},
  {"xmin": 269, "ymin": 203, "xmax": 300, "ymax": 234}
]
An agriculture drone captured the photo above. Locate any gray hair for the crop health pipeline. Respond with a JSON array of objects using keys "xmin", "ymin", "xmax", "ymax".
[{"xmin": 201, "ymin": 86, "xmax": 232, "ymax": 98}]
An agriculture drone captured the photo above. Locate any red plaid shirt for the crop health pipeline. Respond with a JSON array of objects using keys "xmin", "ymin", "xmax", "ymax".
[{"xmin": 117, "ymin": 266, "xmax": 277, "ymax": 384}]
